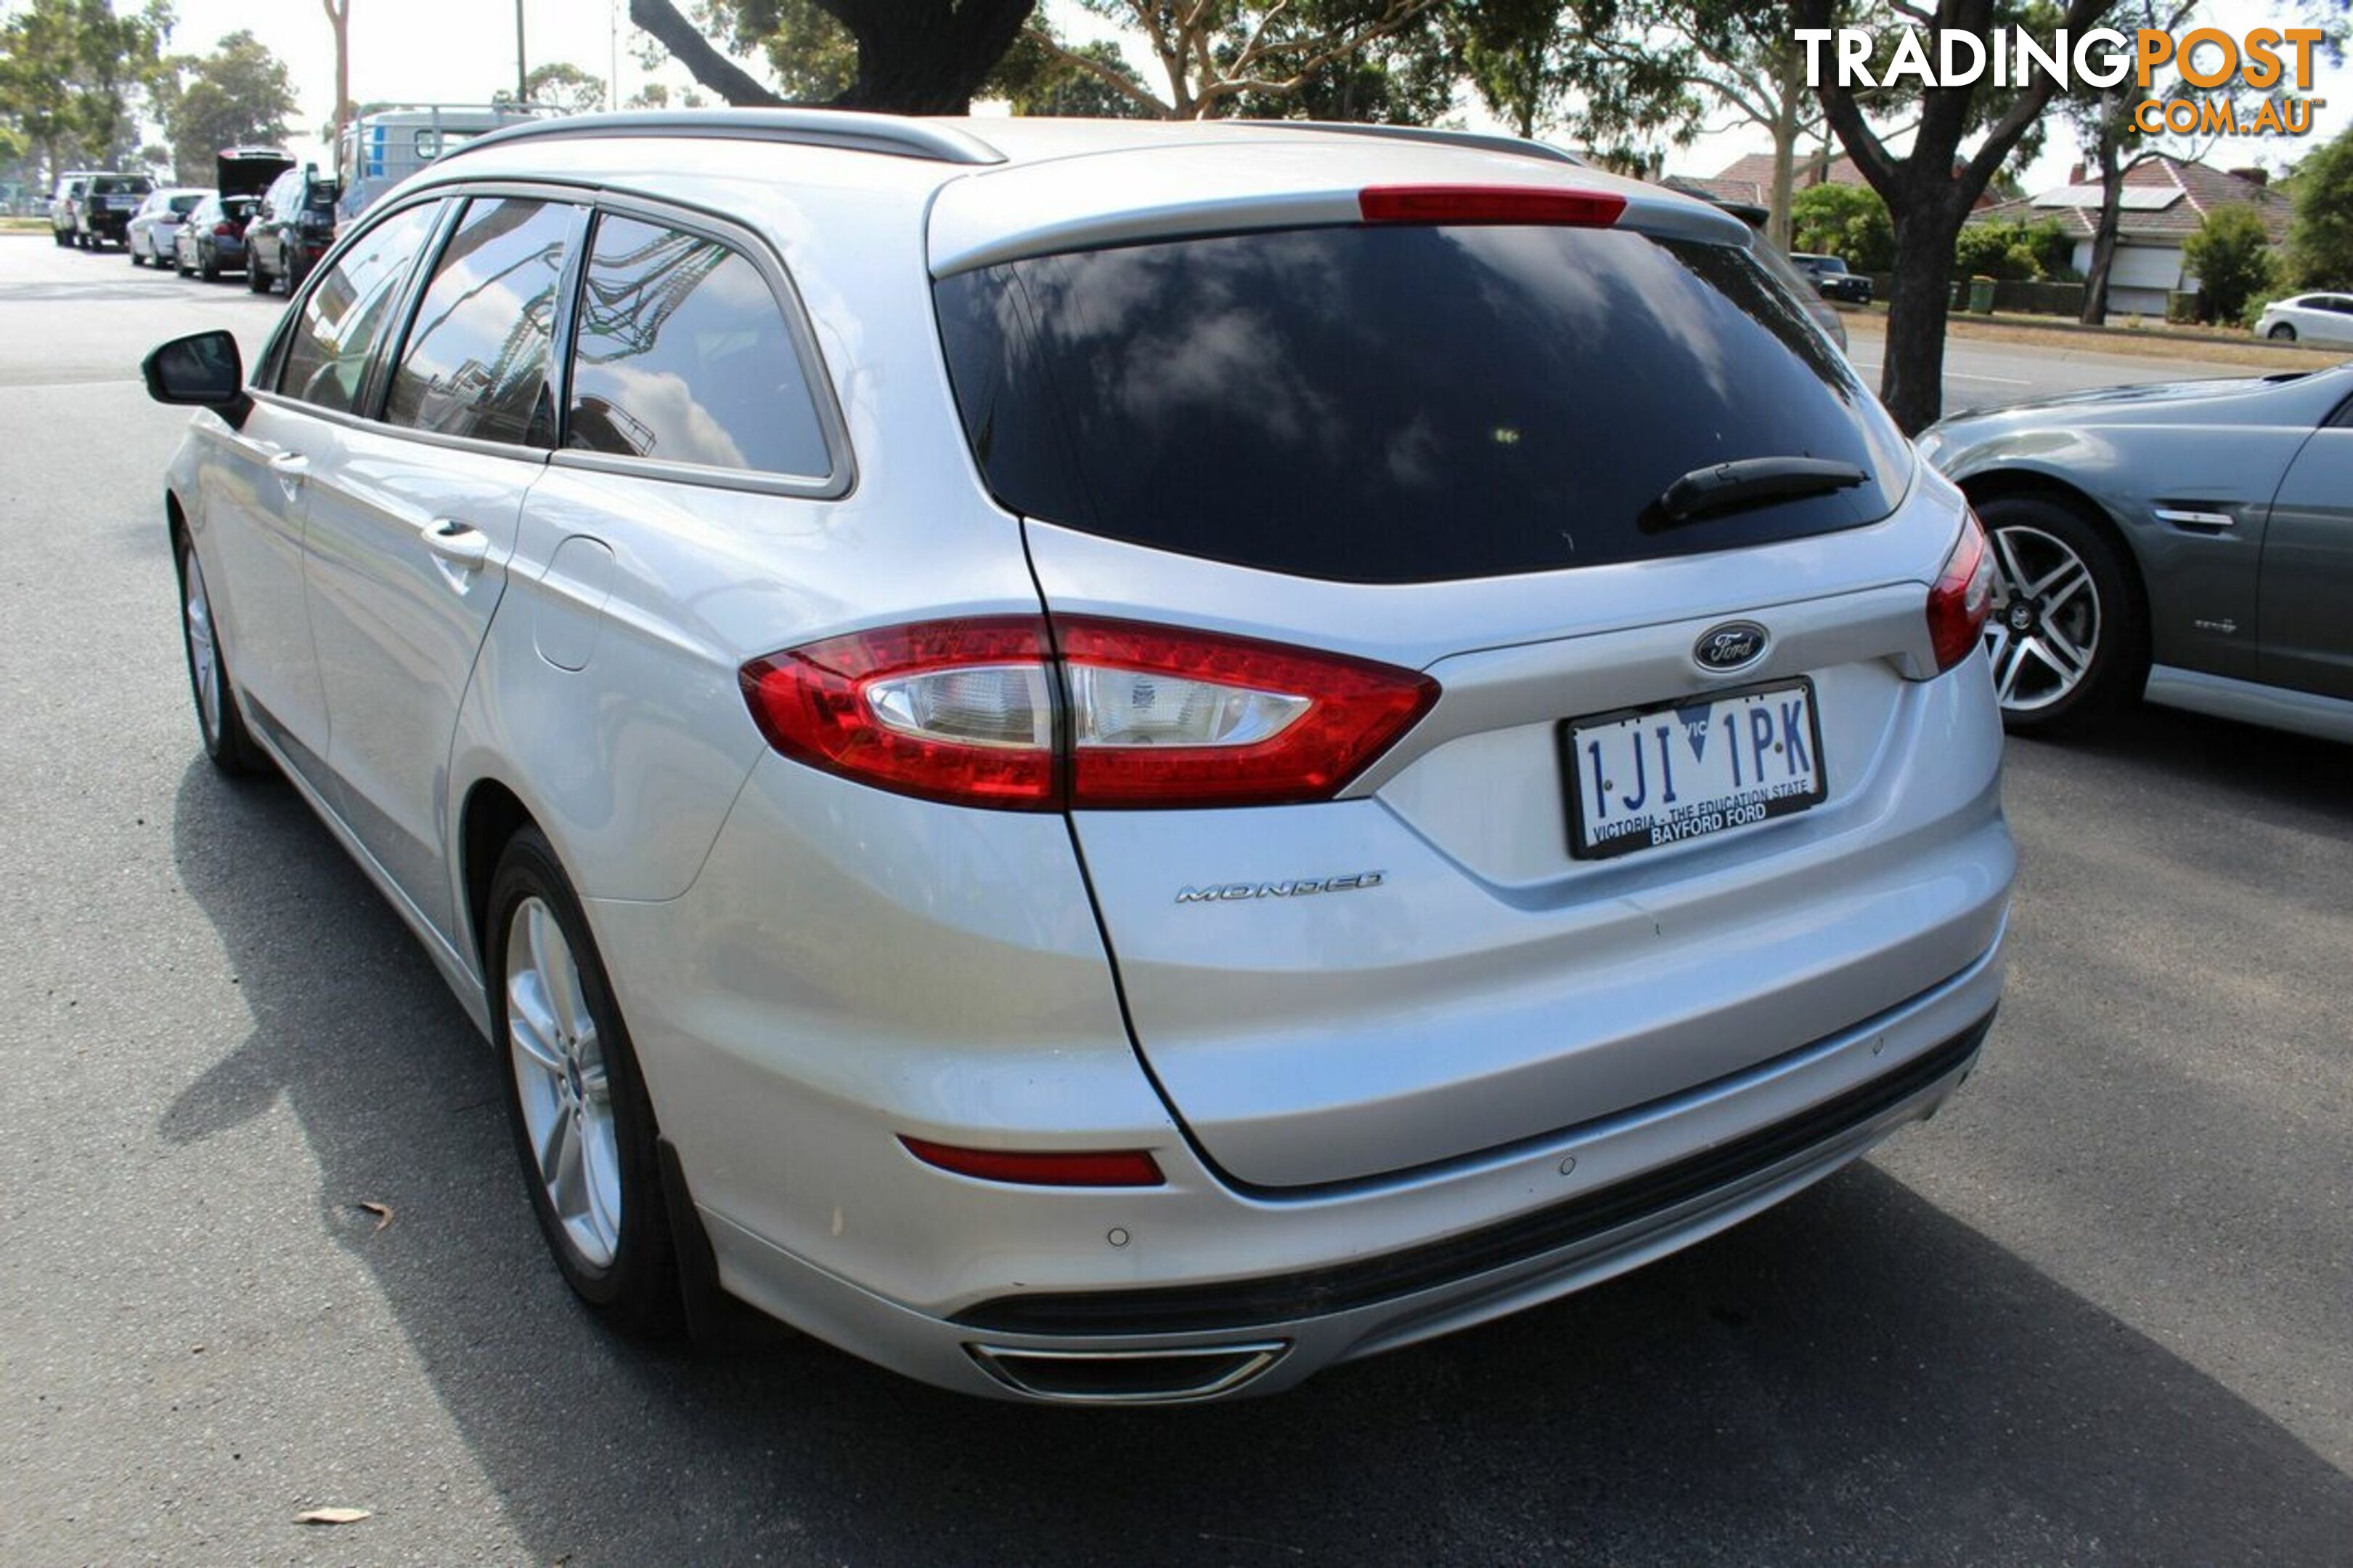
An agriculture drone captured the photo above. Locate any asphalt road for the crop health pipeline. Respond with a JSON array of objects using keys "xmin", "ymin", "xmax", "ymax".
[
  {"xmin": 3, "ymin": 234, "xmax": 2349, "ymax": 1567},
  {"xmin": 1841, "ymin": 315, "xmax": 2266, "ymax": 413}
]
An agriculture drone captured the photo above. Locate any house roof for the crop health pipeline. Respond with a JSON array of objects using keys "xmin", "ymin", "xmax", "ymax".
[
  {"xmin": 1974, "ymin": 155, "xmax": 2292, "ymax": 243},
  {"xmin": 1696, "ymin": 150, "xmax": 1997, "ymax": 208}
]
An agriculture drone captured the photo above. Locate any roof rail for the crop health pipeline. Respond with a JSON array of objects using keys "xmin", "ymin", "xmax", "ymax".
[
  {"xmin": 1278, "ymin": 122, "xmax": 1587, "ymax": 167},
  {"xmin": 440, "ymin": 109, "xmax": 1006, "ymax": 167}
]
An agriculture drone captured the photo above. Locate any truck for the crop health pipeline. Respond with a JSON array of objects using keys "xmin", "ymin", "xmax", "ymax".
[{"xmin": 335, "ymin": 103, "xmax": 556, "ymax": 219}]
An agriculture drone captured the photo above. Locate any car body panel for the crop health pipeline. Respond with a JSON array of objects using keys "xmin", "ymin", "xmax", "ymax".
[{"xmin": 2258, "ymin": 426, "xmax": 2353, "ymax": 699}]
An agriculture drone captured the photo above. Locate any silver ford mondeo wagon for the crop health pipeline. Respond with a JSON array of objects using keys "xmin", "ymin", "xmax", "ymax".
[{"xmin": 144, "ymin": 110, "xmax": 2013, "ymax": 1403}]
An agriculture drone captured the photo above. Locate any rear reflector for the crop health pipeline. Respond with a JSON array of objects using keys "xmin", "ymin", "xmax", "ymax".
[
  {"xmin": 1926, "ymin": 511, "xmax": 1997, "ymax": 672},
  {"xmin": 901, "ymin": 1138, "xmax": 1165, "ymax": 1188},
  {"xmin": 741, "ymin": 616, "xmax": 1437, "ymax": 811},
  {"xmin": 1358, "ymin": 185, "xmax": 1627, "ymax": 228}
]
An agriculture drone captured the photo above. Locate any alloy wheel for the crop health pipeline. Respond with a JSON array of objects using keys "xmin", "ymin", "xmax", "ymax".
[
  {"xmin": 1981, "ymin": 524, "xmax": 2102, "ymax": 713},
  {"xmin": 504, "ymin": 896, "xmax": 623, "ymax": 1270},
  {"xmin": 182, "ymin": 550, "xmax": 224, "ymax": 746}
]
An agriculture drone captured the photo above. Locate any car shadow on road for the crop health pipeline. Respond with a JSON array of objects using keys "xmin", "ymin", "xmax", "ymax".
[
  {"xmin": 165, "ymin": 758, "xmax": 2353, "ymax": 1567},
  {"xmin": 2036, "ymin": 700, "xmax": 2352, "ymax": 823}
]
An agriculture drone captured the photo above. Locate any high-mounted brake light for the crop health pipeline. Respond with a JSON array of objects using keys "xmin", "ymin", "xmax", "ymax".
[
  {"xmin": 739, "ymin": 616, "xmax": 1438, "ymax": 812},
  {"xmin": 1926, "ymin": 510, "xmax": 1997, "ymax": 673},
  {"xmin": 1358, "ymin": 185, "xmax": 1627, "ymax": 228},
  {"xmin": 900, "ymin": 1137, "xmax": 1165, "ymax": 1188}
]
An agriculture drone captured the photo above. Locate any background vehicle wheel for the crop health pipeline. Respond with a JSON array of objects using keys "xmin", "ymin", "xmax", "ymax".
[
  {"xmin": 2267, "ymin": 322, "xmax": 2297, "ymax": 341},
  {"xmin": 175, "ymin": 534, "xmax": 269, "ymax": 777},
  {"xmin": 52, "ymin": 228, "xmax": 69, "ymax": 248},
  {"xmin": 1975, "ymin": 492, "xmax": 2145, "ymax": 737},
  {"xmin": 200, "ymin": 253, "xmax": 220, "ymax": 282},
  {"xmin": 129, "ymin": 243, "xmax": 144, "ymax": 266},
  {"xmin": 246, "ymin": 258, "xmax": 268, "ymax": 293},
  {"xmin": 489, "ymin": 828, "xmax": 681, "ymax": 1337}
]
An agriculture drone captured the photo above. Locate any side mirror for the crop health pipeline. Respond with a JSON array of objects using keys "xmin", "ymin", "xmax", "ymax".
[{"xmin": 142, "ymin": 330, "xmax": 250, "ymax": 427}]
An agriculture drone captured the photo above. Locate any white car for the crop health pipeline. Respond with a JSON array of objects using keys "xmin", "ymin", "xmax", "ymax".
[
  {"xmin": 2254, "ymin": 293, "xmax": 2353, "ymax": 346},
  {"xmin": 127, "ymin": 187, "xmax": 211, "ymax": 269}
]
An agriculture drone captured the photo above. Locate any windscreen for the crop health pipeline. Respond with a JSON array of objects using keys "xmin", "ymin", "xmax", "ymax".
[
  {"xmin": 934, "ymin": 224, "xmax": 1910, "ymax": 584},
  {"xmin": 168, "ymin": 194, "xmax": 204, "ymax": 216}
]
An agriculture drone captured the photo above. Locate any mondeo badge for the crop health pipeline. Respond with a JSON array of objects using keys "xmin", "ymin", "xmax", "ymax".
[{"xmin": 1694, "ymin": 621, "xmax": 1769, "ymax": 674}]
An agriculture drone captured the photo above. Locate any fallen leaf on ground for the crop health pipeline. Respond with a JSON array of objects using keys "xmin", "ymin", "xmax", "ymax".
[
  {"xmin": 295, "ymin": 1508, "xmax": 371, "ymax": 1525},
  {"xmin": 357, "ymin": 1201, "xmax": 393, "ymax": 1232}
]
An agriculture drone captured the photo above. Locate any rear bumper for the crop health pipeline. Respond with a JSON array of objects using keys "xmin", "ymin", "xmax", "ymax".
[{"xmin": 680, "ymin": 924, "xmax": 2002, "ymax": 1402}]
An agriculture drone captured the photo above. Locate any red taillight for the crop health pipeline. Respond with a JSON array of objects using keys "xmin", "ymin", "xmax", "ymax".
[
  {"xmin": 1358, "ymin": 184, "xmax": 1626, "ymax": 228},
  {"xmin": 213, "ymin": 221, "xmax": 238, "ymax": 237},
  {"xmin": 739, "ymin": 618, "xmax": 1059, "ymax": 810},
  {"xmin": 900, "ymin": 1137, "xmax": 1165, "ymax": 1187},
  {"xmin": 1926, "ymin": 511, "xmax": 1997, "ymax": 672},
  {"xmin": 738, "ymin": 616, "xmax": 1438, "ymax": 812},
  {"xmin": 1056, "ymin": 619, "xmax": 1437, "ymax": 807}
]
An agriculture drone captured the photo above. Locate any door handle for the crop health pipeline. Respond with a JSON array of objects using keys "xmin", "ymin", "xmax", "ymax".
[
  {"xmin": 268, "ymin": 451, "xmax": 309, "ymax": 482},
  {"xmin": 421, "ymin": 518, "xmax": 491, "ymax": 571}
]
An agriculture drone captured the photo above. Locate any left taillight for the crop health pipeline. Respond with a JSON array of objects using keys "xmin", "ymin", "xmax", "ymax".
[
  {"xmin": 212, "ymin": 220, "xmax": 238, "ymax": 237},
  {"xmin": 739, "ymin": 616, "xmax": 1438, "ymax": 812},
  {"xmin": 1925, "ymin": 510, "xmax": 1997, "ymax": 673}
]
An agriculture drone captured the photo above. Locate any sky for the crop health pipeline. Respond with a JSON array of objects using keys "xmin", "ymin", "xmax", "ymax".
[{"xmin": 115, "ymin": 0, "xmax": 2353, "ymax": 192}]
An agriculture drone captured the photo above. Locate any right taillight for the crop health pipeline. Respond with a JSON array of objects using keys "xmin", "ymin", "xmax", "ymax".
[
  {"xmin": 739, "ymin": 616, "xmax": 1437, "ymax": 811},
  {"xmin": 1925, "ymin": 510, "xmax": 1997, "ymax": 673}
]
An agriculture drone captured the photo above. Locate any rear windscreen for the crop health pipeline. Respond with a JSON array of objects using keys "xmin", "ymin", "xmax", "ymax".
[
  {"xmin": 91, "ymin": 176, "xmax": 151, "ymax": 195},
  {"xmin": 934, "ymin": 224, "xmax": 1911, "ymax": 584},
  {"xmin": 168, "ymin": 194, "xmax": 204, "ymax": 216}
]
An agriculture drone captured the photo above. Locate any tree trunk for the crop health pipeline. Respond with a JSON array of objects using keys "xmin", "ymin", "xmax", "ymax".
[
  {"xmin": 2079, "ymin": 114, "xmax": 2125, "ymax": 327},
  {"xmin": 1766, "ymin": 90, "xmax": 1798, "ymax": 253},
  {"xmin": 322, "ymin": 0, "xmax": 352, "ymax": 144},
  {"xmin": 1880, "ymin": 195, "xmax": 1965, "ymax": 436}
]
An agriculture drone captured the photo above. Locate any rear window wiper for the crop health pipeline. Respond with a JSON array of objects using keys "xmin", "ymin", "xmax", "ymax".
[{"xmin": 1650, "ymin": 457, "xmax": 1869, "ymax": 528}]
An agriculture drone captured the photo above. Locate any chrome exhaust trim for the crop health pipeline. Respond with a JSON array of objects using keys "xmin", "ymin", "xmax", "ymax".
[{"xmin": 966, "ymin": 1341, "xmax": 1289, "ymax": 1404}]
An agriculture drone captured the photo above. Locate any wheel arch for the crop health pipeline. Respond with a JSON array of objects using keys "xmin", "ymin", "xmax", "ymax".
[
  {"xmin": 1957, "ymin": 466, "xmax": 2155, "ymax": 668},
  {"xmin": 458, "ymin": 775, "xmax": 537, "ymax": 973}
]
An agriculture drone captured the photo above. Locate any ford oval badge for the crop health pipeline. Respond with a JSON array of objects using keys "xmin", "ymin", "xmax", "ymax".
[{"xmin": 1694, "ymin": 621, "xmax": 1769, "ymax": 674}]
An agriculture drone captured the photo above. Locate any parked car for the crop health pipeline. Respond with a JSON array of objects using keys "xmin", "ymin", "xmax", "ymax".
[
  {"xmin": 66, "ymin": 172, "xmax": 156, "ymax": 249},
  {"xmin": 127, "ymin": 187, "xmax": 211, "ymax": 268},
  {"xmin": 172, "ymin": 193, "xmax": 259, "ymax": 280},
  {"xmin": 1792, "ymin": 252, "xmax": 1873, "ymax": 304},
  {"xmin": 143, "ymin": 110, "xmax": 2012, "ymax": 1404},
  {"xmin": 2252, "ymin": 293, "xmax": 2353, "ymax": 346},
  {"xmin": 246, "ymin": 165, "xmax": 340, "ymax": 295},
  {"xmin": 48, "ymin": 171, "xmax": 107, "ymax": 246},
  {"xmin": 1919, "ymin": 367, "xmax": 2353, "ymax": 741}
]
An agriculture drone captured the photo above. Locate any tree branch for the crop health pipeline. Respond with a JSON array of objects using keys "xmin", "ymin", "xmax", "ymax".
[
  {"xmin": 1019, "ymin": 22, "xmax": 1172, "ymax": 115},
  {"xmin": 628, "ymin": 0, "xmax": 784, "ymax": 106}
]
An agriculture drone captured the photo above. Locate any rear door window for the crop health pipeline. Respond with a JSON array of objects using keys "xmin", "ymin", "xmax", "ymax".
[
  {"xmin": 934, "ymin": 224, "xmax": 1911, "ymax": 584},
  {"xmin": 277, "ymin": 200, "xmax": 442, "ymax": 415},
  {"xmin": 384, "ymin": 197, "xmax": 576, "ymax": 446},
  {"xmin": 562, "ymin": 213, "xmax": 831, "ymax": 478}
]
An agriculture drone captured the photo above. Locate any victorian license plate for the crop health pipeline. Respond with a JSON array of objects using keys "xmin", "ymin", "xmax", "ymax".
[{"xmin": 1561, "ymin": 679, "xmax": 1826, "ymax": 860}]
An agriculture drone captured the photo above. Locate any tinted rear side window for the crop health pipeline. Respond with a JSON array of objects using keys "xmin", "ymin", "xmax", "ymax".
[
  {"xmin": 565, "ymin": 213, "xmax": 830, "ymax": 477},
  {"xmin": 386, "ymin": 197, "xmax": 575, "ymax": 446},
  {"xmin": 934, "ymin": 225, "xmax": 1909, "ymax": 584}
]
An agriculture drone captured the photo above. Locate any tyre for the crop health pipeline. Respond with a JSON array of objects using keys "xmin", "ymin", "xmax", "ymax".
[
  {"xmin": 489, "ymin": 828, "xmax": 682, "ymax": 1336},
  {"xmin": 174, "ymin": 533, "xmax": 269, "ymax": 777},
  {"xmin": 247, "ymin": 254, "xmax": 269, "ymax": 293},
  {"xmin": 200, "ymin": 250, "xmax": 220, "ymax": 282},
  {"xmin": 52, "ymin": 227, "xmax": 69, "ymax": 248},
  {"xmin": 2267, "ymin": 322, "xmax": 2297, "ymax": 341},
  {"xmin": 176, "ymin": 248, "xmax": 193, "ymax": 277},
  {"xmin": 1975, "ymin": 492, "xmax": 2145, "ymax": 738},
  {"xmin": 129, "ymin": 240, "xmax": 144, "ymax": 266}
]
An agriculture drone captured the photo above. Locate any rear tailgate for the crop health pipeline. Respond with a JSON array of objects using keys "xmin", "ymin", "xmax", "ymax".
[{"xmin": 930, "ymin": 175, "xmax": 2010, "ymax": 1189}]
